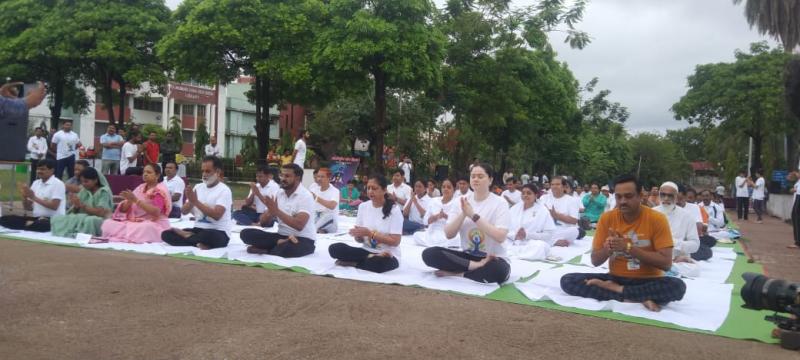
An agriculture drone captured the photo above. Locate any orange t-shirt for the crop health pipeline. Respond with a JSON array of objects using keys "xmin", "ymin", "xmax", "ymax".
[
  {"xmin": 592, "ymin": 206, "xmax": 674, "ymax": 278},
  {"xmin": 699, "ymin": 205, "xmax": 709, "ymax": 224}
]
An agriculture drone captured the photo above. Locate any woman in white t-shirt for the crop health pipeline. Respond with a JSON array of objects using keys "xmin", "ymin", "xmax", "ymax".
[
  {"xmin": 506, "ymin": 183, "xmax": 557, "ymax": 260},
  {"xmin": 328, "ymin": 175, "xmax": 402, "ymax": 273},
  {"xmin": 421, "ymin": 163, "xmax": 511, "ymax": 284},
  {"xmin": 402, "ymin": 180, "xmax": 430, "ymax": 234},
  {"xmin": 308, "ymin": 167, "xmax": 339, "ymax": 233},
  {"xmin": 414, "ymin": 178, "xmax": 460, "ymax": 247}
]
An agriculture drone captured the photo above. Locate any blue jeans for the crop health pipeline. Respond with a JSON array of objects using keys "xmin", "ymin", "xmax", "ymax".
[
  {"xmin": 402, "ymin": 220, "xmax": 425, "ymax": 235},
  {"xmin": 232, "ymin": 207, "xmax": 274, "ymax": 227},
  {"xmin": 56, "ymin": 155, "xmax": 75, "ymax": 180}
]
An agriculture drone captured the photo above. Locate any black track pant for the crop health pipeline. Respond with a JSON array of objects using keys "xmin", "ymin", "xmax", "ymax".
[
  {"xmin": 0, "ymin": 215, "xmax": 50, "ymax": 232},
  {"xmin": 328, "ymin": 243, "xmax": 398, "ymax": 273},
  {"xmin": 560, "ymin": 273, "xmax": 686, "ymax": 305},
  {"xmin": 240, "ymin": 229, "xmax": 315, "ymax": 258},
  {"xmin": 421, "ymin": 247, "xmax": 510, "ymax": 284},
  {"xmin": 793, "ymin": 196, "xmax": 800, "ymax": 246},
  {"xmin": 736, "ymin": 197, "xmax": 749, "ymax": 220},
  {"xmin": 161, "ymin": 228, "xmax": 229, "ymax": 249}
]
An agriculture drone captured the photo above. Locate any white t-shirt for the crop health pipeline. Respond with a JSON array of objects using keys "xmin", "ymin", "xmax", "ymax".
[
  {"xmin": 405, "ymin": 194, "xmax": 430, "ymax": 224},
  {"xmin": 424, "ymin": 196, "xmax": 460, "ymax": 231},
  {"xmin": 274, "ymin": 186, "xmax": 317, "ymax": 240},
  {"xmin": 388, "ymin": 182, "xmax": 413, "ymax": 204},
  {"xmin": 715, "ymin": 185, "xmax": 725, "ymax": 196},
  {"xmin": 27, "ymin": 136, "xmax": 47, "ymax": 160},
  {"xmin": 249, "ymin": 180, "xmax": 280, "ymax": 213},
  {"xmin": 654, "ymin": 205, "xmax": 700, "ymax": 257},
  {"xmin": 703, "ymin": 202, "xmax": 726, "ymax": 231},
  {"xmin": 120, "ymin": 142, "xmax": 138, "ymax": 174},
  {"xmin": 30, "ymin": 175, "xmax": 66, "ymax": 217},
  {"xmin": 204, "ymin": 144, "xmax": 221, "ymax": 157},
  {"xmin": 682, "ymin": 202, "xmax": 704, "ymax": 224},
  {"xmin": 191, "ymin": 182, "xmax": 233, "ymax": 236},
  {"xmin": 540, "ymin": 193, "xmax": 580, "ymax": 227},
  {"xmin": 162, "ymin": 175, "xmax": 185, "ymax": 207},
  {"xmin": 604, "ymin": 194, "xmax": 616, "ymax": 212},
  {"xmin": 293, "ymin": 139, "xmax": 306, "ymax": 168},
  {"xmin": 308, "ymin": 182, "xmax": 339, "ymax": 229},
  {"xmin": 399, "ymin": 161, "xmax": 413, "ymax": 183},
  {"xmin": 501, "ymin": 189, "xmax": 522, "ymax": 206},
  {"xmin": 507, "ymin": 202, "xmax": 556, "ymax": 243},
  {"xmin": 735, "ymin": 176, "xmax": 749, "ymax": 198},
  {"xmin": 355, "ymin": 201, "xmax": 403, "ymax": 257},
  {"xmin": 449, "ymin": 192, "xmax": 510, "ymax": 258},
  {"xmin": 752, "ymin": 177, "xmax": 765, "ymax": 200},
  {"xmin": 51, "ymin": 130, "xmax": 80, "ymax": 160},
  {"xmin": 520, "ymin": 174, "xmax": 530, "ymax": 185}
]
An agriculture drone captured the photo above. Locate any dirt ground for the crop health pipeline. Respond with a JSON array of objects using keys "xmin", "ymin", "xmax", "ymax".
[{"xmin": 1, "ymin": 220, "xmax": 798, "ymax": 360}]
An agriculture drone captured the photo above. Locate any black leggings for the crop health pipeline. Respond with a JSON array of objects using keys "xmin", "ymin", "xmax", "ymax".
[
  {"xmin": 240, "ymin": 229, "xmax": 315, "ymax": 258},
  {"xmin": 0, "ymin": 215, "xmax": 50, "ymax": 232},
  {"xmin": 161, "ymin": 228, "xmax": 229, "ymax": 249},
  {"xmin": 328, "ymin": 243, "xmax": 399, "ymax": 273},
  {"xmin": 736, "ymin": 197, "xmax": 749, "ymax": 220},
  {"xmin": 794, "ymin": 196, "xmax": 800, "ymax": 246},
  {"xmin": 560, "ymin": 273, "xmax": 686, "ymax": 305},
  {"xmin": 421, "ymin": 247, "xmax": 510, "ymax": 284}
]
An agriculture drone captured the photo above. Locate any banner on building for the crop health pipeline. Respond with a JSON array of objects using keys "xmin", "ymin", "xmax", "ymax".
[{"xmin": 330, "ymin": 156, "xmax": 360, "ymax": 189}]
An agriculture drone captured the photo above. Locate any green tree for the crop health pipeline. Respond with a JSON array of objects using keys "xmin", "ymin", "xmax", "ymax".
[
  {"xmin": 733, "ymin": 0, "xmax": 800, "ymax": 51},
  {"xmin": 195, "ymin": 119, "xmax": 210, "ymax": 160},
  {"xmin": 665, "ymin": 126, "xmax": 707, "ymax": 162},
  {"xmin": 70, "ymin": 0, "xmax": 171, "ymax": 126},
  {"xmin": 158, "ymin": 0, "xmax": 325, "ymax": 161},
  {"xmin": 166, "ymin": 115, "xmax": 184, "ymax": 149},
  {"xmin": 313, "ymin": 0, "xmax": 446, "ymax": 173},
  {"xmin": 239, "ymin": 133, "xmax": 259, "ymax": 165},
  {"xmin": 672, "ymin": 42, "xmax": 795, "ymax": 175},
  {"xmin": 628, "ymin": 132, "xmax": 691, "ymax": 188},
  {"xmin": 0, "ymin": 0, "xmax": 89, "ymax": 129}
]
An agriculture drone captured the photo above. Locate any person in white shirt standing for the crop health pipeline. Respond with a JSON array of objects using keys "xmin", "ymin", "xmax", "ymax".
[
  {"xmin": 399, "ymin": 154, "xmax": 413, "ymax": 184},
  {"xmin": 308, "ymin": 167, "xmax": 339, "ymax": 234},
  {"xmin": 50, "ymin": 121, "xmax": 81, "ymax": 180},
  {"xmin": 387, "ymin": 168, "xmax": 413, "ymax": 206},
  {"xmin": 0, "ymin": 159, "xmax": 65, "ymax": 232},
  {"xmin": 120, "ymin": 132, "xmax": 143, "ymax": 175},
  {"xmin": 27, "ymin": 127, "xmax": 47, "ymax": 184},
  {"xmin": 204, "ymin": 136, "xmax": 222, "ymax": 158},
  {"xmin": 241, "ymin": 164, "xmax": 318, "ymax": 257},
  {"xmin": 292, "ymin": 129, "xmax": 309, "ymax": 169},
  {"xmin": 734, "ymin": 169, "xmax": 750, "ymax": 221},
  {"xmin": 161, "ymin": 161, "xmax": 186, "ymax": 218},
  {"xmin": 161, "ymin": 156, "xmax": 233, "ymax": 249},
  {"xmin": 232, "ymin": 166, "xmax": 279, "ymax": 226},
  {"xmin": 749, "ymin": 169, "xmax": 766, "ymax": 223}
]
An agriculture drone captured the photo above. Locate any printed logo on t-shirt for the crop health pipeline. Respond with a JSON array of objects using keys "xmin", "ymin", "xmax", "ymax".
[
  {"xmin": 369, "ymin": 237, "xmax": 379, "ymax": 249},
  {"xmin": 467, "ymin": 228, "xmax": 486, "ymax": 256},
  {"xmin": 197, "ymin": 215, "xmax": 211, "ymax": 224}
]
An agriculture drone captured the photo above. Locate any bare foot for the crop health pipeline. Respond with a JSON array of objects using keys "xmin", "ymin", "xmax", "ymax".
[
  {"xmin": 172, "ymin": 228, "xmax": 193, "ymax": 239},
  {"xmin": 553, "ymin": 239, "xmax": 570, "ymax": 247},
  {"xmin": 196, "ymin": 243, "xmax": 210, "ymax": 250},
  {"xmin": 246, "ymin": 245, "xmax": 270, "ymax": 254},
  {"xmin": 788, "ymin": 245, "xmax": 799, "ymax": 249},
  {"xmin": 335, "ymin": 260, "xmax": 357, "ymax": 267},
  {"xmin": 434, "ymin": 270, "xmax": 463, "ymax": 278},
  {"xmin": 642, "ymin": 300, "xmax": 661, "ymax": 312},
  {"xmin": 585, "ymin": 278, "xmax": 624, "ymax": 293}
]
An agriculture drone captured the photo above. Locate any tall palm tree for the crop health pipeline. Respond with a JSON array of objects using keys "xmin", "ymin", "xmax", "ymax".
[{"xmin": 733, "ymin": 0, "xmax": 800, "ymax": 52}]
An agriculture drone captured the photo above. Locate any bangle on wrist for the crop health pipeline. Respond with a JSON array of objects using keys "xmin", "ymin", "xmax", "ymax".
[
  {"xmin": 371, "ymin": 230, "xmax": 378, "ymax": 239},
  {"xmin": 625, "ymin": 241, "xmax": 632, "ymax": 253}
]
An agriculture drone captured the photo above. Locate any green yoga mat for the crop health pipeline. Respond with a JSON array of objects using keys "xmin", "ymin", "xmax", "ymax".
[{"xmin": 0, "ymin": 234, "xmax": 777, "ymax": 343}]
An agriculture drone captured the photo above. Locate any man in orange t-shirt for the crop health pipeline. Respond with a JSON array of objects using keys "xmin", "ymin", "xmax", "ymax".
[
  {"xmin": 143, "ymin": 131, "xmax": 160, "ymax": 166},
  {"xmin": 560, "ymin": 175, "xmax": 686, "ymax": 312}
]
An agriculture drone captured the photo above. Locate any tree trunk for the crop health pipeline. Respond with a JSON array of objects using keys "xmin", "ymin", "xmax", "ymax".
[
  {"xmin": 752, "ymin": 133, "xmax": 763, "ymax": 176},
  {"xmin": 117, "ymin": 78, "xmax": 127, "ymax": 127},
  {"xmin": 49, "ymin": 77, "xmax": 64, "ymax": 131},
  {"xmin": 253, "ymin": 76, "xmax": 270, "ymax": 162},
  {"xmin": 101, "ymin": 69, "xmax": 116, "ymax": 126},
  {"xmin": 373, "ymin": 68, "xmax": 387, "ymax": 174}
]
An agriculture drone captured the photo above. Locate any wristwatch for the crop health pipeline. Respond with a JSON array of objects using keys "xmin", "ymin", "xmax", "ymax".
[{"xmin": 471, "ymin": 214, "xmax": 481, "ymax": 223}]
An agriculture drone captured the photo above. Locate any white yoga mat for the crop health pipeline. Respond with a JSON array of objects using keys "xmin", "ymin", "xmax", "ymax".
[{"xmin": 514, "ymin": 264, "xmax": 733, "ymax": 331}]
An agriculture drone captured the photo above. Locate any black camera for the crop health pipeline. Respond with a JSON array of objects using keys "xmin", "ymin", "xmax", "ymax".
[{"xmin": 741, "ymin": 272, "xmax": 800, "ymax": 349}]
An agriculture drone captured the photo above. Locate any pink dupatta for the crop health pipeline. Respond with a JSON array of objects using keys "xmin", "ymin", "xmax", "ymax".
[{"xmin": 112, "ymin": 182, "xmax": 171, "ymax": 222}]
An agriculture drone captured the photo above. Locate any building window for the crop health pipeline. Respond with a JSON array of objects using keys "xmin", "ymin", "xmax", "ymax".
[
  {"xmin": 182, "ymin": 104, "xmax": 194, "ymax": 116},
  {"xmin": 197, "ymin": 104, "xmax": 206, "ymax": 116},
  {"xmin": 174, "ymin": 103, "xmax": 180, "ymax": 116},
  {"xmin": 134, "ymin": 97, "xmax": 163, "ymax": 112},
  {"xmin": 182, "ymin": 130, "xmax": 194, "ymax": 144}
]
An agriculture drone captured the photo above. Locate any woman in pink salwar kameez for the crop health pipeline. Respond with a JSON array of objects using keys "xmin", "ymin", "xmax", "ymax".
[{"xmin": 101, "ymin": 163, "xmax": 171, "ymax": 243}]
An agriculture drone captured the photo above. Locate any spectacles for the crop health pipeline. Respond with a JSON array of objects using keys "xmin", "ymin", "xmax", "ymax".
[{"xmin": 659, "ymin": 192, "xmax": 676, "ymax": 198}]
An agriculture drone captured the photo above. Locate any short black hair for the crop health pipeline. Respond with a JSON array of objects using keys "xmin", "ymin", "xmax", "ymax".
[
  {"xmin": 37, "ymin": 158, "xmax": 56, "ymax": 170},
  {"xmin": 164, "ymin": 161, "xmax": 178, "ymax": 169},
  {"xmin": 75, "ymin": 159, "xmax": 90, "ymax": 168},
  {"xmin": 686, "ymin": 188, "xmax": 697, "ymax": 196},
  {"xmin": 506, "ymin": 177, "xmax": 517, "ymax": 184},
  {"xmin": 612, "ymin": 174, "xmax": 642, "ymax": 194},
  {"xmin": 202, "ymin": 155, "xmax": 223, "ymax": 171},
  {"xmin": 282, "ymin": 163, "xmax": 304, "ymax": 178},
  {"xmin": 457, "ymin": 176, "xmax": 469, "ymax": 183},
  {"xmin": 392, "ymin": 168, "xmax": 403, "ymax": 176},
  {"xmin": 80, "ymin": 167, "xmax": 100, "ymax": 182},
  {"xmin": 257, "ymin": 165, "xmax": 271, "ymax": 175}
]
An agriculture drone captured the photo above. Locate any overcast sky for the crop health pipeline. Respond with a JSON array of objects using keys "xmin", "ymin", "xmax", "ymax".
[{"xmin": 165, "ymin": 0, "xmax": 776, "ymax": 133}]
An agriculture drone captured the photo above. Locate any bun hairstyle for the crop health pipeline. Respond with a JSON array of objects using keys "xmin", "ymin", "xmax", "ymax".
[{"xmin": 370, "ymin": 174, "xmax": 395, "ymax": 219}]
